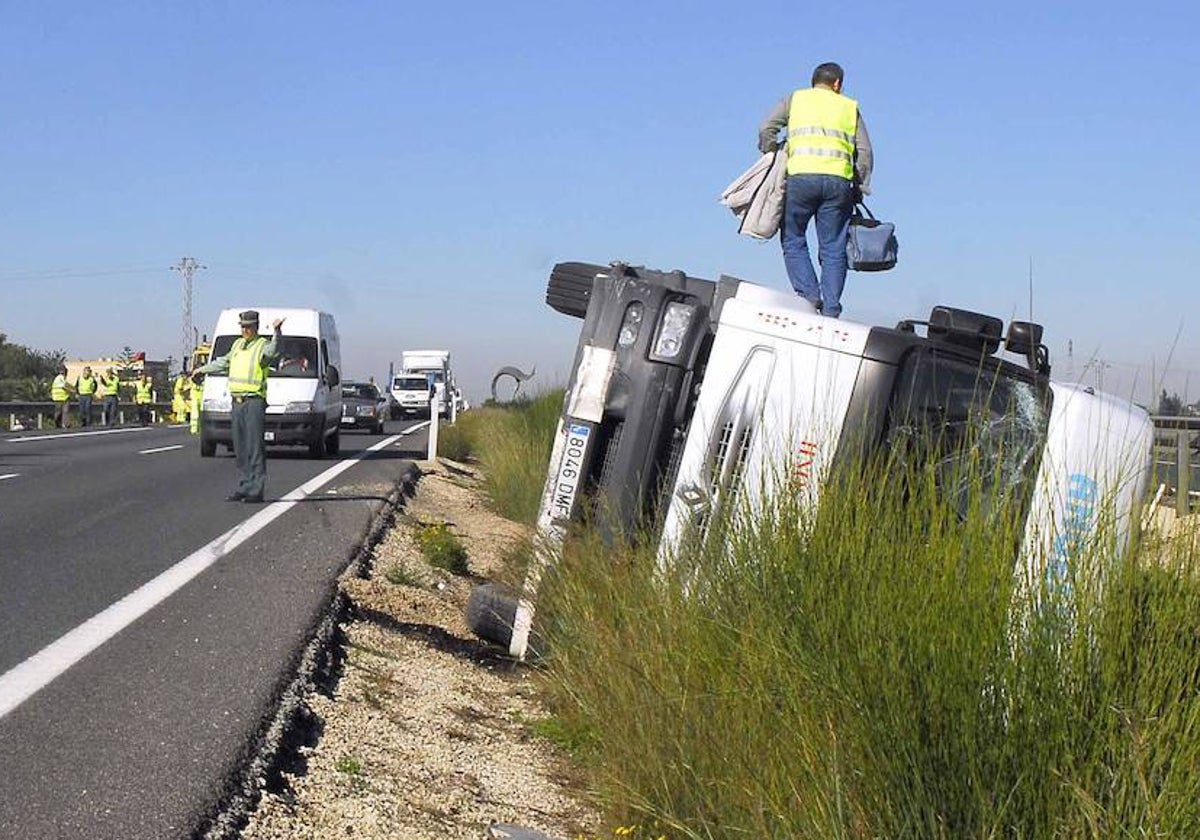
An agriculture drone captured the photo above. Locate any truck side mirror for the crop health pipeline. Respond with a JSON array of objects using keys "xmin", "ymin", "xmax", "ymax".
[{"xmin": 326, "ymin": 365, "xmax": 340, "ymax": 387}]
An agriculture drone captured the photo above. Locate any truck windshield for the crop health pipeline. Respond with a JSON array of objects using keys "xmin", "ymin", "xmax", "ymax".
[
  {"xmin": 883, "ymin": 350, "xmax": 1050, "ymax": 522},
  {"xmin": 393, "ymin": 377, "xmax": 428, "ymax": 391},
  {"xmin": 209, "ymin": 335, "xmax": 319, "ymax": 380}
]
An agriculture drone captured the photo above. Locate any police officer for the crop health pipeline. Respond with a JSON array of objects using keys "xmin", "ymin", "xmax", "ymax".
[
  {"xmin": 76, "ymin": 365, "xmax": 98, "ymax": 427},
  {"xmin": 193, "ymin": 310, "xmax": 283, "ymax": 503},
  {"xmin": 134, "ymin": 371, "xmax": 154, "ymax": 426},
  {"xmin": 51, "ymin": 365, "xmax": 73, "ymax": 428}
]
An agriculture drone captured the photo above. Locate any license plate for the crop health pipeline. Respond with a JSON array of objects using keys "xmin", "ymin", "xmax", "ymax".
[
  {"xmin": 549, "ymin": 423, "xmax": 590, "ymax": 521},
  {"xmin": 340, "ymin": 417, "xmax": 353, "ymax": 425},
  {"xmin": 264, "ymin": 431, "xmax": 275, "ymax": 442}
]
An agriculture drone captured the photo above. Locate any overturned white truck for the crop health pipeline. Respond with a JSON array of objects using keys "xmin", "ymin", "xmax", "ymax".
[{"xmin": 468, "ymin": 262, "xmax": 1154, "ymax": 659}]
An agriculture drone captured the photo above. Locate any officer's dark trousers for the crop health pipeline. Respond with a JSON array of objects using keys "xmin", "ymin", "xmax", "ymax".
[
  {"xmin": 232, "ymin": 394, "xmax": 267, "ymax": 499},
  {"xmin": 78, "ymin": 395, "xmax": 93, "ymax": 426},
  {"xmin": 102, "ymin": 396, "xmax": 118, "ymax": 426}
]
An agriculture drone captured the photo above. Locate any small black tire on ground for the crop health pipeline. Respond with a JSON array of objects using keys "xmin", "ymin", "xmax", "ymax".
[
  {"xmin": 466, "ymin": 583, "xmax": 520, "ymax": 650},
  {"xmin": 200, "ymin": 438, "xmax": 216, "ymax": 457},
  {"xmin": 546, "ymin": 261, "xmax": 607, "ymax": 319}
]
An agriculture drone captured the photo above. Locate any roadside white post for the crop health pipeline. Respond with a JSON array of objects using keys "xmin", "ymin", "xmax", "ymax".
[
  {"xmin": 450, "ymin": 391, "xmax": 458, "ymax": 425},
  {"xmin": 426, "ymin": 391, "xmax": 439, "ymax": 461}
]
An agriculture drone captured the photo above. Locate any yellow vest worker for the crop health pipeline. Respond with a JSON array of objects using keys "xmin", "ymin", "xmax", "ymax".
[
  {"xmin": 134, "ymin": 376, "xmax": 154, "ymax": 427},
  {"xmin": 98, "ymin": 370, "xmax": 121, "ymax": 426},
  {"xmin": 76, "ymin": 367, "xmax": 98, "ymax": 427},
  {"xmin": 50, "ymin": 367, "xmax": 73, "ymax": 429},
  {"xmin": 757, "ymin": 61, "xmax": 873, "ymax": 320},
  {"xmin": 172, "ymin": 374, "xmax": 191, "ymax": 423}
]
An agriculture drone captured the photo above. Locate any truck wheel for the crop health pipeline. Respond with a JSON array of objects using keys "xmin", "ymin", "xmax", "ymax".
[
  {"xmin": 325, "ymin": 427, "xmax": 341, "ymax": 457},
  {"xmin": 308, "ymin": 434, "xmax": 324, "ymax": 458},
  {"xmin": 200, "ymin": 438, "xmax": 216, "ymax": 458},
  {"xmin": 466, "ymin": 583, "xmax": 519, "ymax": 650},
  {"xmin": 546, "ymin": 262, "xmax": 606, "ymax": 319}
]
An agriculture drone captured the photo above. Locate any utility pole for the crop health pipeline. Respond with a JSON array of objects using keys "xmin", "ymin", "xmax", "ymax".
[{"xmin": 170, "ymin": 257, "xmax": 206, "ymax": 372}]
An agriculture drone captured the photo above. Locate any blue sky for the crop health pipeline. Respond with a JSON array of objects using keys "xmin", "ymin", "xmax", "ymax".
[{"xmin": 2, "ymin": 0, "xmax": 1197, "ymax": 405}]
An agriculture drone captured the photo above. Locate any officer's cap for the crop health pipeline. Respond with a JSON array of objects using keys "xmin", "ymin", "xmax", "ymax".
[{"xmin": 238, "ymin": 310, "xmax": 260, "ymax": 327}]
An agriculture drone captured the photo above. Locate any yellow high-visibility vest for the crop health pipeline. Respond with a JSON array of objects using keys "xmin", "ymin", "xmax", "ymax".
[
  {"xmin": 227, "ymin": 337, "xmax": 269, "ymax": 397},
  {"xmin": 135, "ymin": 380, "xmax": 153, "ymax": 404},
  {"xmin": 786, "ymin": 87, "xmax": 858, "ymax": 179},
  {"xmin": 77, "ymin": 375, "xmax": 97, "ymax": 395},
  {"xmin": 98, "ymin": 375, "xmax": 119, "ymax": 398},
  {"xmin": 174, "ymin": 376, "xmax": 189, "ymax": 397},
  {"xmin": 51, "ymin": 374, "xmax": 70, "ymax": 402}
]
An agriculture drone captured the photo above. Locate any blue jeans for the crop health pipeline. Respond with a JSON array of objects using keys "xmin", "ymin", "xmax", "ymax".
[{"xmin": 781, "ymin": 174, "xmax": 855, "ymax": 318}]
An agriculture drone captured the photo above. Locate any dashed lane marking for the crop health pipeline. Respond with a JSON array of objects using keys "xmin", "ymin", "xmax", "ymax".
[
  {"xmin": 0, "ymin": 473, "xmax": 18, "ymax": 481},
  {"xmin": 0, "ymin": 432, "xmax": 405, "ymax": 720},
  {"xmin": 6, "ymin": 427, "xmax": 157, "ymax": 443},
  {"xmin": 138, "ymin": 445, "xmax": 185, "ymax": 455}
]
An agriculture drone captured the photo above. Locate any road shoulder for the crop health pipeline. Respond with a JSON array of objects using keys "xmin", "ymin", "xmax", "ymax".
[{"xmin": 240, "ymin": 462, "xmax": 597, "ymax": 840}]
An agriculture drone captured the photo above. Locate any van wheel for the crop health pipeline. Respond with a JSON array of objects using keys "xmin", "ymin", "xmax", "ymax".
[
  {"xmin": 200, "ymin": 438, "xmax": 216, "ymax": 458},
  {"xmin": 546, "ymin": 262, "xmax": 606, "ymax": 319},
  {"xmin": 308, "ymin": 435, "xmax": 324, "ymax": 458},
  {"xmin": 325, "ymin": 428, "xmax": 341, "ymax": 457}
]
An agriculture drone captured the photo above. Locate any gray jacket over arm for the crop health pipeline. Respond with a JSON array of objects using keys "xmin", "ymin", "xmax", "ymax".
[{"xmin": 757, "ymin": 94, "xmax": 874, "ymax": 194}]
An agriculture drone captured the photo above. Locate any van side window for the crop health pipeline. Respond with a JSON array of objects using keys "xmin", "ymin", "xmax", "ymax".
[{"xmin": 320, "ymin": 340, "xmax": 329, "ymax": 376}]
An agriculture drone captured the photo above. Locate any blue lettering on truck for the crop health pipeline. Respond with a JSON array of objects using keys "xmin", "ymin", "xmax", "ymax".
[{"xmin": 1048, "ymin": 472, "xmax": 1098, "ymax": 588}]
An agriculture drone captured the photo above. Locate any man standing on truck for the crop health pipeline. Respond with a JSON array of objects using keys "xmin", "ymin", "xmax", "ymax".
[
  {"xmin": 758, "ymin": 61, "xmax": 873, "ymax": 318},
  {"xmin": 192, "ymin": 310, "xmax": 283, "ymax": 503}
]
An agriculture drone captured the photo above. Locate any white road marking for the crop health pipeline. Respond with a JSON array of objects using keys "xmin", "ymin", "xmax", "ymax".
[
  {"xmin": 0, "ymin": 473, "xmax": 19, "ymax": 481},
  {"xmin": 396, "ymin": 421, "xmax": 430, "ymax": 440},
  {"xmin": 0, "ymin": 433, "xmax": 405, "ymax": 720},
  {"xmin": 138, "ymin": 445, "xmax": 184, "ymax": 455},
  {"xmin": 6, "ymin": 427, "xmax": 156, "ymax": 443}
]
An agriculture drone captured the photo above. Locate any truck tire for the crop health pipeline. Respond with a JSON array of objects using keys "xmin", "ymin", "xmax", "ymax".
[
  {"xmin": 466, "ymin": 583, "xmax": 519, "ymax": 650},
  {"xmin": 546, "ymin": 262, "xmax": 606, "ymax": 319},
  {"xmin": 308, "ymin": 433, "xmax": 324, "ymax": 458},
  {"xmin": 200, "ymin": 438, "xmax": 216, "ymax": 458},
  {"xmin": 324, "ymin": 427, "xmax": 341, "ymax": 457}
]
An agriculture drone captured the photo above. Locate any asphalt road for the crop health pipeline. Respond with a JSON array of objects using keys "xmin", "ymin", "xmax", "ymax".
[{"xmin": 0, "ymin": 418, "xmax": 432, "ymax": 839}]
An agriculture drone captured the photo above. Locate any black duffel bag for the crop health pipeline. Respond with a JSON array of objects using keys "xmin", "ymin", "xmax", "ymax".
[{"xmin": 847, "ymin": 202, "xmax": 898, "ymax": 271}]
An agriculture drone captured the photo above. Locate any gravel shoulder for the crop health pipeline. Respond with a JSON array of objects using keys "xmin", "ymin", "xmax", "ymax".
[{"xmin": 240, "ymin": 461, "xmax": 597, "ymax": 840}]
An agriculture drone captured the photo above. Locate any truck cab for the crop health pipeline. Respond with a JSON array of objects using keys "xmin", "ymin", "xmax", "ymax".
[{"xmin": 471, "ymin": 261, "xmax": 1154, "ymax": 659}]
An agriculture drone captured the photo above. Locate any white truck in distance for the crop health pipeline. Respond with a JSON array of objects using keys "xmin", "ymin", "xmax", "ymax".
[{"xmin": 398, "ymin": 350, "xmax": 452, "ymax": 418}]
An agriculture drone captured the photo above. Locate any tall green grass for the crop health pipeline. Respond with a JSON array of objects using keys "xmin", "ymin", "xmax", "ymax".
[
  {"xmin": 441, "ymin": 390, "xmax": 564, "ymax": 523},
  {"xmin": 539, "ymin": 453, "xmax": 1200, "ymax": 839}
]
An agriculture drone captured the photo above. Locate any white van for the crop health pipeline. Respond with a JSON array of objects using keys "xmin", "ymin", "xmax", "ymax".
[
  {"xmin": 390, "ymin": 372, "xmax": 433, "ymax": 419},
  {"xmin": 198, "ymin": 307, "xmax": 343, "ymax": 458}
]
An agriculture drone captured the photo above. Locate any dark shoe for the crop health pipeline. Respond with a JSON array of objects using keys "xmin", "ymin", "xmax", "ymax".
[
  {"xmin": 225, "ymin": 492, "xmax": 247, "ymax": 502},
  {"xmin": 242, "ymin": 495, "xmax": 264, "ymax": 504}
]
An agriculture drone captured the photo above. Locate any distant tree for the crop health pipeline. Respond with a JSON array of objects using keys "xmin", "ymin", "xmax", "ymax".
[
  {"xmin": 117, "ymin": 346, "xmax": 137, "ymax": 379},
  {"xmin": 0, "ymin": 332, "xmax": 65, "ymax": 400},
  {"xmin": 1158, "ymin": 389, "xmax": 1185, "ymax": 416}
]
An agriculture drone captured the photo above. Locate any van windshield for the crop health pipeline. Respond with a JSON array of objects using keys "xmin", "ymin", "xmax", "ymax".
[
  {"xmin": 883, "ymin": 350, "xmax": 1050, "ymax": 522},
  {"xmin": 209, "ymin": 335, "xmax": 319, "ymax": 380}
]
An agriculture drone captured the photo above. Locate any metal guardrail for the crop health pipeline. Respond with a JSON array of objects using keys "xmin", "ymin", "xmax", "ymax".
[
  {"xmin": 1152, "ymin": 415, "xmax": 1199, "ymax": 516},
  {"xmin": 0, "ymin": 400, "xmax": 174, "ymax": 430}
]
